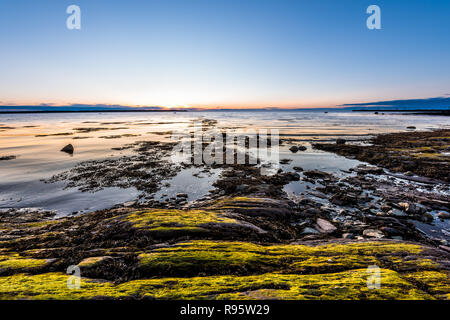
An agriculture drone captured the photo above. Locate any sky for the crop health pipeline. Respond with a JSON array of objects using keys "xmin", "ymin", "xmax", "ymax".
[{"xmin": 0, "ymin": 0, "xmax": 449, "ymax": 109}]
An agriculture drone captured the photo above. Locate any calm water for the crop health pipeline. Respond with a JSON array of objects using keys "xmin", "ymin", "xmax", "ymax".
[{"xmin": 0, "ymin": 111, "xmax": 449, "ymax": 216}]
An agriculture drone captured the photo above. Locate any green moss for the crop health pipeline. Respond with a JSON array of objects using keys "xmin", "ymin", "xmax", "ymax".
[
  {"xmin": 78, "ymin": 256, "xmax": 109, "ymax": 268},
  {"xmin": 24, "ymin": 220, "xmax": 63, "ymax": 229},
  {"xmin": 137, "ymin": 240, "xmax": 433, "ymax": 276},
  {"xmin": 403, "ymin": 271, "xmax": 450, "ymax": 299},
  {"xmin": 125, "ymin": 209, "xmax": 239, "ymax": 233},
  {"xmin": 412, "ymin": 153, "xmax": 443, "ymax": 159},
  {"xmin": 0, "ymin": 269, "xmax": 438, "ymax": 300},
  {"xmin": 0, "ymin": 253, "xmax": 48, "ymax": 270},
  {"xmin": 215, "ymin": 269, "xmax": 432, "ymax": 300},
  {"xmin": 138, "ymin": 241, "xmax": 278, "ymax": 275}
]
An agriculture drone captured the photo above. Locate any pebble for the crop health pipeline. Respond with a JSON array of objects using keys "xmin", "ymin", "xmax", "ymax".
[
  {"xmin": 301, "ymin": 227, "xmax": 320, "ymax": 235},
  {"xmin": 362, "ymin": 229, "xmax": 384, "ymax": 239}
]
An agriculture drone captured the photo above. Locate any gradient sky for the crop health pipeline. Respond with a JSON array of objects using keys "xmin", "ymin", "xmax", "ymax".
[{"xmin": 0, "ymin": 0, "xmax": 449, "ymax": 108}]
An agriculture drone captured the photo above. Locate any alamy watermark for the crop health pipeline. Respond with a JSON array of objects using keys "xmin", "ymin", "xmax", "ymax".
[
  {"xmin": 66, "ymin": 265, "xmax": 81, "ymax": 289},
  {"xmin": 367, "ymin": 5, "xmax": 381, "ymax": 30},
  {"xmin": 367, "ymin": 265, "xmax": 381, "ymax": 289},
  {"xmin": 66, "ymin": 5, "xmax": 81, "ymax": 30},
  {"xmin": 66, "ymin": 4, "xmax": 381, "ymax": 31}
]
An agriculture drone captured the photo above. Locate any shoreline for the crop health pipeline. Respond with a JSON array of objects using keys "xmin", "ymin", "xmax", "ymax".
[
  {"xmin": 0, "ymin": 109, "xmax": 188, "ymax": 114},
  {"xmin": 0, "ymin": 127, "xmax": 449, "ymax": 299}
]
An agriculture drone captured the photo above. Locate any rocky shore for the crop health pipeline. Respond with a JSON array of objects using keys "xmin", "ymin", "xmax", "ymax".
[{"xmin": 0, "ymin": 129, "xmax": 449, "ymax": 300}]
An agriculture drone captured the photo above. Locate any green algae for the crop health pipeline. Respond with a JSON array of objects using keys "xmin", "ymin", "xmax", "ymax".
[
  {"xmin": 0, "ymin": 253, "xmax": 48, "ymax": 271},
  {"xmin": 78, "ymin": 256, "xmax": 110, "ymax": 268},
  {"xmin": 0, "ymin": 240, "xmax": 447, "ymax": 300},
  {"xmin": 125, "ymin": 209, "xmax": 239, "ymax": 233},
  {"xmin": 402, "ymin": 271, "xmax": 450, "ymax": 299},
  {"xmin": 0, "ymin": 269, "xmax": 439, "ymax": 300},
  {"xmin": 138, "ymin": 240, "xmax": 433, "ymax": 276},
  {"xmin": 24, "ymin": 220, "xmax": 63, "ymax": 229}
]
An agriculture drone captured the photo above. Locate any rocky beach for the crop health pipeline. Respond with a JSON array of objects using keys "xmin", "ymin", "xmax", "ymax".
[{"xmin": 0, "ymin": 113, "xmax": 449, "ymax": 300}]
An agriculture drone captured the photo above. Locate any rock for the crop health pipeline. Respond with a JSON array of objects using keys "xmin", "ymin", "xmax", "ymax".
[
  {"xmin": 380, "ymin": 226, "xmax": 402, "ymax": 236},
  {"xmin": 330, "ymin": 192, "xmax": 358, "ymax": 206},
  {"xmin": 398, "ymin": 202, "xmax": 426, "ymax": 215},
  {"xmin": 422, "ymin": 213, "xmax": 434, "ymax": 222},
  {"xmin": 78, "ymin": 256, "xmax": 113, "ymax": 268},
  {"xmin": 301, "ymin": 227, "xmax": 319, "ymax": 235},
  {"xmin": 279, "ymin": 159, "xmax": 291, "ymax": 164},
  {"xmin": 354, "ymin": 165, "xmax": 383, "ymax": 175},
  {"xmin": 363, "ymin": 229, "xmax": 384, "ymax": 239},
  {"xmin": 404, "ymin": 171, "xmax": 414, "ymax": 176},
  {"xmin": 336, "ymin": 139, "xmax": 346, "ymax": 145},
  {"xmin": 437, "ymin": 212, "xmax": 450, "ymax": 219},
  {"xmin": 176, "ymin": 193, "xmax": 188, "ymax": 198},
  {"xmin": 285, "ymin": 172, "xmax": 300, "ymax": 181},
  {"xmin": 315, "ymin": 218, "xmax": 337, "ymax": 234},
  {"xmin": 391, "ymin": 236, "xmax": 403, "ymax": 240},
  {"xmin": 236, "ymin": 185, "xmax": 249, "ymax": 192},
  {"xmin": 388, "ymin": 209, "xmax": 407, "ymax": 217},
  {"xmin": 123, "ymin": 201, "xmax": 137, "ymax": 207},
  {"xmin": 289, "ymin": 145, "xmax": 307, "ymax": 153},
  {"xmin": 303, "ymin": 170, "xmax": 331, "ymax": 179},
  {"xmin": 438, "ymin": 245, "xmax": 450, "ymax": 253},
  {"xmin": 293, "ymin": 166, "xmax": 304, "ymax": 172},
  {"xmin": 407, "ymin": 126, "xmax": 416, "ymax": 129},
  {"xmin": 0, "ymin": 155, "xmax": 16, "ymax": 161},
  {"xmin": 61, "ymin": 144, "xmax": 74, "ymax": 154},
  {"xmin": 342, "ymin": 233, "xmax": 355, "ymax": 239}
]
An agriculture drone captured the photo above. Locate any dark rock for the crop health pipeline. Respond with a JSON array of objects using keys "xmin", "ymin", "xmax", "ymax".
[
  {"xmin": 0, "ymin": 155, "xmax": 17, "ymax": 161},
  {"xmin": 176, "ymin": 193, "xmax": 188, "ymax": 198},
  {"xmin": 407, "ymin": 126, "xmax": 416, "ymax": 129},
  {"xmin": 380, "ymin": 226, "xmax": 402, "ymax": 236},
  {"xmin": 330, "ymin": 192, "xmax": 358, "ymax": 206},
  {"xmin": 303, "ymin": 170, "xmax": 331, "ymax": 179},
  {"xmin": 293, "ymin": 166, "xmax": 304, "ymax": 172},
  {"xmin": 336, "ymin": 139, "xmax": 346, "ymax": 145},
  {"xmin": 279, "ymin": 159, "xmax": 292, "ymax": 164},
  {"xmin": 61, "ymin": 144, "xmax": 74, "ymax": 154},
  {"xmin": 289, "ymin": 146, "xmax": 299, "ymax": 153},
  {"xmin": 286, "ymin": 172, "xmax": 300, "ymax": 181}
]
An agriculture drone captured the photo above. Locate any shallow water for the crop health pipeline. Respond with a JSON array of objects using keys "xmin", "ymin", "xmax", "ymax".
[{"xmin": 0, "ymin": 110, "xmax": 449, "ymax": 216}]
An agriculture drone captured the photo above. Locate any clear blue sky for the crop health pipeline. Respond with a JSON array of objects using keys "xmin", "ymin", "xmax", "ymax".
[{"xmin": 0, "ymin": 0, "xmax": 449, "ymax": 108}]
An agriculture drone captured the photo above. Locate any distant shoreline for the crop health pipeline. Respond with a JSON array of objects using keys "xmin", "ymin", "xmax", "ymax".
[
  {"xmin": 0, "ymin": 108, "xmax": 448, "ymax": 115},
  {"xmin": 352, "ymin": 109, "xmax": 450, "ymax": 116},
  {"xmin": 0, "ymin": 109, "xmax": 188, "ymax": 114}
]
